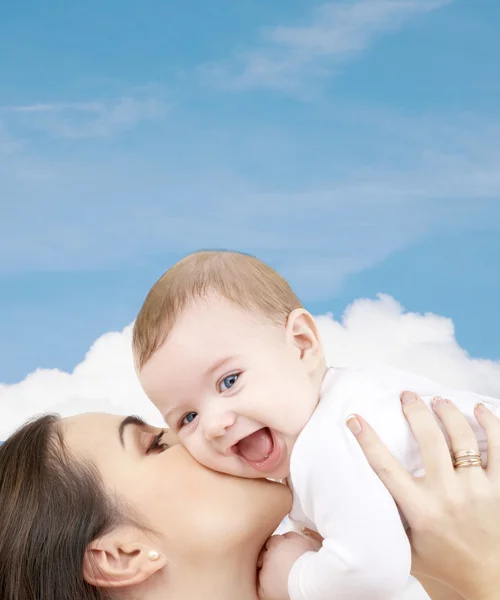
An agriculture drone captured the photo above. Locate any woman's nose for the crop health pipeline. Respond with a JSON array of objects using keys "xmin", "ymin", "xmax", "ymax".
[{"xmin": 204, "ymin": 411, "xmax": 237, "ymax": 441}]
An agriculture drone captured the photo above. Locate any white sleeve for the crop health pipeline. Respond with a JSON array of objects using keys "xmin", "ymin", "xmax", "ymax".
[{"xmin": 288, "ymin": 412, "xmax": 411, "ymax": 600}]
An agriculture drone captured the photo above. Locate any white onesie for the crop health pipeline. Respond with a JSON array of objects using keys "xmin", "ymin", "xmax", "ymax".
[{"xmin": 287, "ymin": 364, "xmax": 500, "ymax": 600}]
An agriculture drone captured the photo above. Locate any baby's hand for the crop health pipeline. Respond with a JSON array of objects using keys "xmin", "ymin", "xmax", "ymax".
[{"xmin": 257, "ymin": 532, "xmax": 317, "ymax": 600}]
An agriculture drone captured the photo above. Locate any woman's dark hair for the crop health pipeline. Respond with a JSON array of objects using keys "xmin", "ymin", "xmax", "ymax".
[{"xmin": 0, "ymin": 414, "xmax": 123, "ymax": 600}]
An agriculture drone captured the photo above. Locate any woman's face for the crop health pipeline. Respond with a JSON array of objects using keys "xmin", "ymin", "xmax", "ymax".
[{"xmin": 61, "ymin": 412, "xmax": 291, "ymax": 563}]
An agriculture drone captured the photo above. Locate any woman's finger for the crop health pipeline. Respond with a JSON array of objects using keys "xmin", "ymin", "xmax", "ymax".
[
  {"xmin": 432, "ymin": 396, "xmax": 480, "ymax": 455},
  {"xmin": 400, "ymin": 392, "xmax": 454, "ymax": 482},
  {"xmin": 346, "ymin": 414, "xmax": 422, "ymax": 517},
  {"xmin": 432, "ymin": 397, "xmax": 486, "ymax": 485},
  {"xmin": 475, "ymin": 402, "xmax": 500, "ymax": 478}
]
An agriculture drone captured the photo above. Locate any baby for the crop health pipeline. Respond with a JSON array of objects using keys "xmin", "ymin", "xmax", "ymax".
[{"xmin": 133, "ymin": 250, "xmax": 499, "ymax": 600}]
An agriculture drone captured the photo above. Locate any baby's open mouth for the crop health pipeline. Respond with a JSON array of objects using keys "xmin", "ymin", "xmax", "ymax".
[{"xmin": 233, "ymin": 427, "xmax": 282, "ymax": 473}]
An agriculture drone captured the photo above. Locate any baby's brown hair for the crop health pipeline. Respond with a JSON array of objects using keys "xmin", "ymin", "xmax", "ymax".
[{"xmin": 133, "ymin": 250, "xmax": 303, "ymax": 369}]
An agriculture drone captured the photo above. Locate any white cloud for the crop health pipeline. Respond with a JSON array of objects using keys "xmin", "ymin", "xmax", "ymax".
[
  {"xmin": 318, "ymin": 294, "xmax": 500, "ymax": 395},
  {"xmin": 0, "ymin": 325, "xmax": 164, "ymax": 441},
  {"xmin": 205, "ymin": 0, "xmax": 453, "ymax": 92},
  {"xmin": 2, "ymin": 294, "xmax": 499, "ymax": 442},
  {"xmin": 3, "ymin": 96, "xmax": 169, "ymax": 139}
]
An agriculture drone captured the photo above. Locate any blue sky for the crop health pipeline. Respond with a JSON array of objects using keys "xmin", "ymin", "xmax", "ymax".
[{"xmin": 1, "ymin": 0, "xmax": 499, "ymax": 383}]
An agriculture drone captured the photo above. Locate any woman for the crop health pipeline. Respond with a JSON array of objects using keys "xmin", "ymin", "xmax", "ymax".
[
  {"xmin": 1, "ymin": 400, "xmax": 500, "ymax": 600},
  {"xmin": 349, "ymin": 393, "xmax": 500, "ymax": 600},
  {"xmin": 0, "ymin": 411, "xmax": 291, "ymax": 600}
]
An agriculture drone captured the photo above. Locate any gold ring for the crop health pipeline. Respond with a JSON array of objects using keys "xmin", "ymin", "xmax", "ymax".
[
  {"xmin": 452, "ymin": 449, "xmax": 482, "ymax": 469},
  {"xmin": 453, "ymin": 450, "xmax": 481, "ymax": 460},
  {"xmin": 454, "ymin": 458, "xmax": 482, "ymax": 469}
]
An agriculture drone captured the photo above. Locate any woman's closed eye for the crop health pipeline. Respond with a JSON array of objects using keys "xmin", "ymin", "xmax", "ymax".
[
  {"xmin": 145, "ymin": 430, "xmax": 169, "ymax": 454},
  {"xmin": 218, "ymin": 373, "xmax": 240, "ymax": 392}
]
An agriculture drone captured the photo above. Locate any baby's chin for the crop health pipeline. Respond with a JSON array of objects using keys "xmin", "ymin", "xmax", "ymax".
[
  {"xmin": 221, "ymin": 458, "xmax": 291, "ymax": 481},
  {"xmin": 265, "ymin": 460, "xmax": 292, "ymax": 481},
  {"xmin": 250, "ymin": 456, "xmax": 292, "ymax": 482}
]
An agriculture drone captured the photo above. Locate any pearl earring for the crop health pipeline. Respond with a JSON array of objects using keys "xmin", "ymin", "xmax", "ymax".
[{"xmin": 148, "ymin": 550, "xmax": 160, "ymax": 561}]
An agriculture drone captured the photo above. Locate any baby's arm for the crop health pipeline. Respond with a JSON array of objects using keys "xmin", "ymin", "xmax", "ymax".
[{"xmin": 287, "ymin": 411, "xmax": 411, "ymax": 600}]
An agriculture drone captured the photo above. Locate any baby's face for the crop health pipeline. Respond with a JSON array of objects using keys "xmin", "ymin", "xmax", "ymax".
[{"xmin": 138, "ymin": 296, "xmax": 320, "ymax": 479}]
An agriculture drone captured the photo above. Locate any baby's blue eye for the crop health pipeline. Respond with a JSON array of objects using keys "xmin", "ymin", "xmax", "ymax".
[
  {"xmin": 181, "ymin": 412, "xmax": 198, "ymax": 427},
  {"xmin": 219, "ymin": 373, "xmax": 239, "ymax": 392}
]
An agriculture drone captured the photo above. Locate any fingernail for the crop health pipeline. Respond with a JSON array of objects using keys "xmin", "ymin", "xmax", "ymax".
[
  {"xmin": 432, "ymin": 396, "xmax": 448, "ymax": 407},
  {"xmin": 401, "ymin": 391, "xmax": 415, "ymax": 404},
  {"xmin": 475, "ymin": 402, "xmax": 487, "ymax": 413},
  {"xmin": 346, "ymin": 415, "xmax": 362, "ymax": 436}
]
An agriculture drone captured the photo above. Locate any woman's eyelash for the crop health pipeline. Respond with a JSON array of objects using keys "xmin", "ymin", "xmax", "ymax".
[{"xmin": 146, "ymin": 430, "xmax": 168, "ymax": 454}]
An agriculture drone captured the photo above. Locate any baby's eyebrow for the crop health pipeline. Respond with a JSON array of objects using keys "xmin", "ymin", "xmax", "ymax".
[{"xmin": 205, "ymin": 355, "xmax": 238, "ymax": 376}]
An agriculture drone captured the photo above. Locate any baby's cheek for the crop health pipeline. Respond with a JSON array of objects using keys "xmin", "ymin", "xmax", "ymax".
[{"xmin": 186, "ymin": 439, "xmax": 216, "ymax": 469}]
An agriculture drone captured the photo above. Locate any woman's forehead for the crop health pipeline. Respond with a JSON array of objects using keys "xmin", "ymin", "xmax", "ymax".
[
  {"xmin": 62, "ymin": 411, "xmax": 120, "ymax": 429},
  {"xmin": 60, "ymin": 412, "xmax": 128, "ymax": 453},
  {"xmin": 61, "ymin": 412, "xmax": 178, "ymax": 447}
]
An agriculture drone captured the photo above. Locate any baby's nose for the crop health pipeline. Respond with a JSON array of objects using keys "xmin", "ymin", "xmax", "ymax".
[{"xmin": 204, "ymin": 411, "xmax": 237, "ymax": 441}]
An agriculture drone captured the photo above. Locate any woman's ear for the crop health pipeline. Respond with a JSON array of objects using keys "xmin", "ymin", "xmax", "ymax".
[
  {"xmin": 285, "ymin": 309, "xmax": 324, "ymax": 373},
  {"xmin": 83, "ymin": 526, "xmax": 167, "ymax": 589}
]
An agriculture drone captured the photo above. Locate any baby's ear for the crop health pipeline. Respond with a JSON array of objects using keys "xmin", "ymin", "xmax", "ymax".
[
  {"xmin": 83, "ymin": 526, "xmax": 167, "ymax": 590},
  {"xmin": 285, "ymin": 309, "xmax": 323, "ymax": 372}
]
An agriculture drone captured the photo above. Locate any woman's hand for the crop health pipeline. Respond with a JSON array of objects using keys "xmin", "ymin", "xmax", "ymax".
[{"xmin": 346, "ymin": 392, "xmax": 500, "ymax": 600}]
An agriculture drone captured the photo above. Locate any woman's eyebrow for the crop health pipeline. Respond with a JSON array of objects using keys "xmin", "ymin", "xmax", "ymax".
[{"xmin": 118, "ymin": 415, "xmax": 147, "ymax": 448}]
